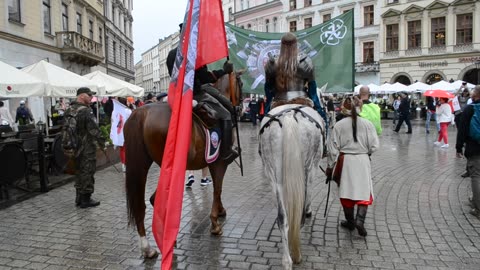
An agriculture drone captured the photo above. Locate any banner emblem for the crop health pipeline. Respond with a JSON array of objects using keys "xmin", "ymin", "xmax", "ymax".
[{"xmin": 320, "ymin": 19, "xmax": 347, "ymax": 46}]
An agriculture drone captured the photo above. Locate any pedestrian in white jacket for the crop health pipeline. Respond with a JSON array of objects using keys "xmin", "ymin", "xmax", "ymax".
[{"xmin": 435, "ymin": 98, "xmax": 453, "ymax": 148}]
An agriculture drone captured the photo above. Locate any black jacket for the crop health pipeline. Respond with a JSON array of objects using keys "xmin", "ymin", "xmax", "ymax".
[
  {"xmin": 456, "ymin": 100, "xmax": 480, "ymax": 158},
  {"xmin": 399, "ymin": 97, "xmax": 410, "ymax": 115}
]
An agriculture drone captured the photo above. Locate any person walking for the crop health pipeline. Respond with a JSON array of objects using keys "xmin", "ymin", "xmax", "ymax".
[
  {"xmin": 248, "ymin": 98, "xmax": 259, "ymax": 126},
  {"xmin": 434, "ymin": 98, "xmax": 453, "ymax": 148},
  {"xmin": 425, "ymin": 96, "xmax": 440, "ymax": 134},
  {"xmin": 15, "ymin": 100, "xmax": 34, "ymax": 126},
  {"xmin": 66, "ymin": 87, "xmax": 106, "ymax": 208},
  {"xmin": 392, "ymin": 96, "xmax": 401, "ymax": 125},
  {"xmin": 393, "ymin": 92, "xmax": 412, "ymax": 134},
  {"xmin": 456, "ymin": 85, "xmax": 480, "ymax": 217},
  {"xmin": 185, "ymin": 167, "xmax": 212, "ymax": 187},
  {"xmin": 359, "ymin": 86, "xmax": 382, "ymax": 135},
  {"xmin": 326, "ymin": 96, "xmax": 380, "ymax": 236}
]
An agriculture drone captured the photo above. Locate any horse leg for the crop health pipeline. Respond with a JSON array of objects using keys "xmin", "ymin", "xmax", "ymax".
[
  {"xmin": 137, "ymin": 220, "xmax": 159, "ymax": 259},
  {"xmin": 208, "ymin": 162, "xmax": 228, "ymax": 235},
  {"xmin": 305, "ymin": 170, "xmax": 313, "ymax": 218}
]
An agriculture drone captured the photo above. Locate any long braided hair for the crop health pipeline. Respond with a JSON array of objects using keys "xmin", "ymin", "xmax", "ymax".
[{"xmin": 342, "ymin": 96, "xmax": 361, "ymax": 142}]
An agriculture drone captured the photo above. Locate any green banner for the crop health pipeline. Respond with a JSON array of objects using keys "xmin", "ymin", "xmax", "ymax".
[{"xmin": 218, "ymin": 11, "xmax": 354, "ymax": 94}]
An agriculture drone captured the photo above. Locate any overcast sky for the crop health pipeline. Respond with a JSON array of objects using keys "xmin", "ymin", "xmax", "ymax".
[{"xmin": 132, "ymin": 1, "xmax": 186, "ymax": 63}]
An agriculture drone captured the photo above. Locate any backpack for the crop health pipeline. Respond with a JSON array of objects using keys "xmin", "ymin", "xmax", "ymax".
[
  {"xmin": 61, "ymin": 106, "xmax": 87, "ymax": 157},
  {"xmin": 469, "ymin": 103, "xmax": 480, "ymax": 142}
]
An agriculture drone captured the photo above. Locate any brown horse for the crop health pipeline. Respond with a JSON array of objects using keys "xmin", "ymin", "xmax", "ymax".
[{"xmin": 124, "ymin": 71, "xmax": 243, "ymax": 258}]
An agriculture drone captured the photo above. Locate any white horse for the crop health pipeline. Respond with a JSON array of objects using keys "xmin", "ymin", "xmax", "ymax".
[{"xmin": 259, "ymin": 104, "xmax": 325, "ymax": 270}]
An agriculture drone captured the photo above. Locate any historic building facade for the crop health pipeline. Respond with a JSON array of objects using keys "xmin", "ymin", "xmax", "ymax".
[
  {"xmin": 0, "ymin": 0, "xmax": 106, "ymax": 119},
  {"xmin": 134, "ymin": 60, "xmax": 143, "ymax": 87},
  {"xmin": 141, "ymin": 44, "xmax": 156, "ymax": 94},
  {"xmin": 379, "ymin": 0, "xmax": 480, "ymax": 85},
  {"xmin": 234, "ymin": 0, "xmax": 284, "ymax": 32},
  {"xmin": 157, "ymin": 32, "xmax": 180, "ymax": 93},
  {"xmin": 103, "ymin": 0, "xmax": 134, "ymax": 82}
]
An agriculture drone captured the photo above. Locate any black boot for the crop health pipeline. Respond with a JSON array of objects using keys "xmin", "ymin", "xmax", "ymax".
[
  {"xmin": 79, "ymin": 193, "xmax": 100, "ymax": 208},
  {"xmin": 340, "ymin": 207, "xmax": 355, "ymax": 230},
  {"xmin": 220, "ymin": 120, "xmax": 239, "ymax": 165},
  {"xmin": 75, "ymin": 190, "xmax": 80, "ymax": 206},
  {"xmin": 355, "ymin": 205, "xmax": 368, "ymax": 236}
]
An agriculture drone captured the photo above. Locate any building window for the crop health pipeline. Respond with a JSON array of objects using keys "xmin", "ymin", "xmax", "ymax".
[
  {"xmin": 407, "ymin": 20, "xmax": 421, "ymax": 49},
  {"xmin": 88, "ymin": 20, "xmax": 94, "ymax": 39},
  {"xmin": 290, "ymin": 0, "xmax": 296, "ymax": 10},
  {"xmin": 113, "ymin": 41, "xmax": 117, "ymax": 63},
  {"xmin": 247, "ymin": 24, "xmax": 251, "ymax": 29},
  {"xmin": 228, "ymin": 7, "xmax": 233, "ymax": 21},
  {"xmin": 124, "ymin": 19, "xmax": 127, "ymax": 33},
  {"xmin": 273, "ymin": 17, "xmax": 278, "ymax": 32},
  {"xmin": 8, "ymin": 0, "xmax": 21, "ymax": 22},
  {"xmin": 304, "ymin": 0, "xmax": 312, "ymax": 7},
  {"xmin": 62, "ymin": 4, "xmax": 68, "ymax": 31},
  {"xmin": 43, "ymin": 0, "xmax": 51, "ymax": 34},
  {"xmin": 304, "ymin": 17, "xmax": 312, "ymax": 29},
  {"xmin": 323, "ymin": 14, "xmax": 331, "ymax": 22},
  {"xmin": 290, "ymin": 21, "xmax": 297, "ymax": 32},
  {"xmin": 386, "ymin": 24, "xmax": 399, "ymax": 51},
  {"xmin": 364, "ymin": 5, "xmax": 374, "ymax": 26},
  {"xmin": 431, "ymin": 17, "xmax": 446, "ymax": 47},
  {"xmin": 112, "ymin": 6, "xmax": 116, "ymax": 25},
  {"xmin": 456, "ymin": 13, "xmax": 472, "ymax": 45},
  {"xmin": 265, "ymin": 19, "xmax": 270, "ymax": 32},
  {"xmin": 363, "ymin": 42, "xmax": 374, "ymax": 63},
  {"xmin": 387, "ymin": 0, "xmax": 399, "ymax": 4},
  {"xmin": 99, "ymin": 27, "xmax": 103, "ymax": 44},
  {"xmin": 125, "ymin": 49, "xmax": 128, "ymax": 68},
  {"xmin": 76, "ymin": 13, "xmax": 83, "ymax": 34}
]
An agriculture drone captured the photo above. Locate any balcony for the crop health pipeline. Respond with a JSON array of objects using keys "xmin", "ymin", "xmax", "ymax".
[
  {"xmin": 355, "ymin": 61, "xmax": 380, "ymax": 73},
  {"xmin": 56, "ymin": 31, "xmax": 104, "ymax": 66}
]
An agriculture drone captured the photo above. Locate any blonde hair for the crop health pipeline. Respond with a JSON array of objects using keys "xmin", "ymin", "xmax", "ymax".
[{"xmin": 276, "ymin": 33, "xmax": 298, "ymax": 92}]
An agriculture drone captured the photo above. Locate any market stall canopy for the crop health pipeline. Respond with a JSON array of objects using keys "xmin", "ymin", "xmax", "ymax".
[
  {"xmin": 83, "ymin": 71, "xmax": 144, "ymax": 97},
  {"xmin": 451, "ymin": 80, "xmax": 475, "ymax": 90},
  {"xmin": 406, "ymin": 81, "xmax": 430, "ymax": 93},
  {"xmin": 430, "ymin": 80, "xmax": 456, "ymax": 92},
  {"xmin": 21, "ymin": 60, "xmax": 102, "ymax": 97},
  {"xmin": 0, "ymin": 60, "xmax": 45, "ymax": 97},
  {"xmin": 380, "ymin": 82, "xmax": 408, "ymax": 93}
]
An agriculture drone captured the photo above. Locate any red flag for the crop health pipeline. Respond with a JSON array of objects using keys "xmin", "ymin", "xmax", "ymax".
[{"xmin": 152, "ymin": 0, "xmax": 228, "ymax": 269}]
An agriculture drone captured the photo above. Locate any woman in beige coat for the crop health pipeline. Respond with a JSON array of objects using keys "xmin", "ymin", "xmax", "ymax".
[{"xmin": 327, "ymin": 97, "xmax": 379, "ymax": 236}]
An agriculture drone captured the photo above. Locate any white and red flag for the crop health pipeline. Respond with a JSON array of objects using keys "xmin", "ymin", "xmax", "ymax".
[{"xmin": 151, "ymin": 0, "xmax": 228, "ymax": 269}]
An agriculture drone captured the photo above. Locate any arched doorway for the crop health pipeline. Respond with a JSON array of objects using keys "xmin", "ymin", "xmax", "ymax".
[
  {"xmin": 462, "ymin": 68, "xmax": 480, "ymax": 85},
  {"xmin": 394, "ymin": 75, "xmax": 412, "ymax": 85},
  {"xmin": 426, "ymin": 73, "xmax": 444, "ymax": 85}
]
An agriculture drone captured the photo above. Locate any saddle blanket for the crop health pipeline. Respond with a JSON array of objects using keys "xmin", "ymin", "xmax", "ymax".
[{"xmin": 204, "ymin": 127, "xmax": 221, "ymax": 163}]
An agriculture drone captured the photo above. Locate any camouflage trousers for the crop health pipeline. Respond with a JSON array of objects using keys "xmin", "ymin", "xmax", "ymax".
[{"xmin": 74, "ymin": 151, "xmax": 96, "ymax": 194}]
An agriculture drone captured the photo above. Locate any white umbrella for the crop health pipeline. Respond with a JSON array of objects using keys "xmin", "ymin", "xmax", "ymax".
[
  {"xmin": 430, "ymin": 80, "xmax": 456, "ymax": 92},
  {"xmin": 406, "ymin": 81, "xmax": 430, "ymax": 93},
  {"xmin": 22, "ymin": 60, "xmax": 102, "ymax": 97},
  {"xmin": 0, "ymin": 60, "xmax": 45, "ymax": 97},
  {"xmin": 450, "ymin": 80, "xmax": 475, "ymax": 90},
  {"xmin": 83, "ymin": 71, "xmax": 144, "ymax": 97},
  {"xmin": 379, "ymin": 83, "xmax": 392, "ymax": 92},
  {"xmin": 381, "ymin": 82, "xmax": 408, "ymax": 93}
]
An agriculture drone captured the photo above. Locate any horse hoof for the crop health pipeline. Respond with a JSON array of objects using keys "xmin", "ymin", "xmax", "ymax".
[
  {"xmin": 305, "ymin": 211, "xmax": 312, "ymax": 218},
  {"xmin": 210, "ymin": 226, "xmax": 223, "ymax": 236},
  {"xmin": 143, "ymin": 249, "xmax": 159, "ymax": 259},
  {"xmin": 218, "ymin": 209, "xmax": 227, "ymax": 217}
]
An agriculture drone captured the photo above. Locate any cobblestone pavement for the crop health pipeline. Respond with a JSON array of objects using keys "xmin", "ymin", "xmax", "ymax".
[{"xmin": 1, "ymin": 120, "xmax": 479, "ymax": 270}]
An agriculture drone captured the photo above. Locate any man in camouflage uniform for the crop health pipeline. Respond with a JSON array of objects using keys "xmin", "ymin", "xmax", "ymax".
[{"xmin": 67, "ymin": 87, "xmax": 105, "ymax": 208}]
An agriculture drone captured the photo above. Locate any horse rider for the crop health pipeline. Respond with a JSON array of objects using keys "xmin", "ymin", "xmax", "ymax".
[
  {"xmin": 166, "ymin": 23, "xmax": 239, "ymax": 165},
  {"xmin": 263, "ymin": 32, "xmax": 327, "ymax": 124}
]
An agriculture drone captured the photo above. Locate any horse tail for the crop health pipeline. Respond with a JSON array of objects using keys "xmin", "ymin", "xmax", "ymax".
[
  {"xmin": 125, "ymin": 109, "xmax": 152, "ymax": 227},
  {"xmin": 282, "ymin": 113, "xmax": 305, "ymax": 263}
]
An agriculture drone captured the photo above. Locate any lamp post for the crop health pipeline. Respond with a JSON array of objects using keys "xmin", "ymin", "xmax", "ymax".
[
  {"xmin": 475, "ymin": 60, "xmax": 480, "ymax": 85},
  {"xmin": 36, "ymin": 121, "xmax": 48, "ymax": 192}
]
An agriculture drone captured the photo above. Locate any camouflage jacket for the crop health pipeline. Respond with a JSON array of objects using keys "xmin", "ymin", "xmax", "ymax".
[{"xmin": 67, "ymin": 101, "xmax": 105, "ymax": 153}]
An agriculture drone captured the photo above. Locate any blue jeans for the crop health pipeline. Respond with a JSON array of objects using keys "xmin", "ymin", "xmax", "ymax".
[{"xmin": 425, "ymin": 111, "xmax": 440, "ymax": 132}]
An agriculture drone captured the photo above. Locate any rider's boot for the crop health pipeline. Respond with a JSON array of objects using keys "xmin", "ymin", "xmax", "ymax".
[{"xmin": 220, "ymin": 120, "xmax": 239, "ymax": 165}]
